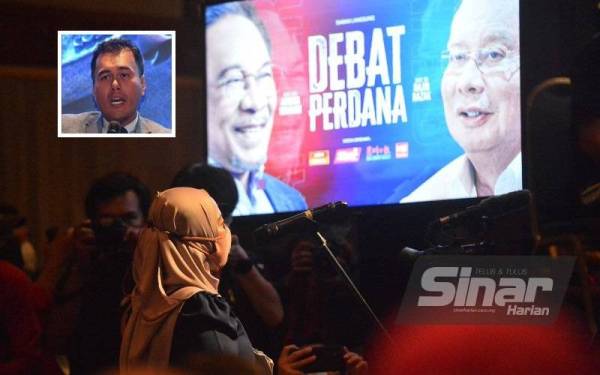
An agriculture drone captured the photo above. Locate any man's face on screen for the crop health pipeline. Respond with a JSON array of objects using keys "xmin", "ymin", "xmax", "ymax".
[
  {"xmin": 441, "ymin": 0, "xmax": 521, "ymax": 157},
  {"xmin": 93, "ymin": 49, "xmax": 146, "ymax": 125},
  {"xmin": 206, "ymin": 14, "xmax": 277, "ymax": 173}
]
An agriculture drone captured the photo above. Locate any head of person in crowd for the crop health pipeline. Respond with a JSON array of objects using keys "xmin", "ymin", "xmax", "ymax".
[
  {"xmin": 0, "ymin": 205, "xmax": 26, "ymax": 268},
  {"xmin": 85, "ymin": 172, "xmax": 150, "ymax": 253},
  {"xmin": 205, "ymin": 2, "xmax": 277, "ymax": 174},
  {"xmin": 0, "ymin": 205, "xmax": 24, "ymax": 242},
  {"xmin": 91, "ymin": 38, "xmax": 147, "ymax": 126},
  {"xmin": 441, "ymin": 0, "xmax": 521, "ymax": 184},
  {"xmin": 170, "ymin": 163, "xmax": 238, "ymax": 221}
]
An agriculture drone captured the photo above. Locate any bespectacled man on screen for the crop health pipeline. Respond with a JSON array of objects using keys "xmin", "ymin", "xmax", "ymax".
[
  {"xmin": 205, "ymin": 3, "xmax": 307, "ymax": 215},
  {"xmin": 62, "ymin": 38, "xmax": 169, "ymax": 134},
  {"xmin": 401, "ymin": 0, "xmax": 522, "ymax": 202}
]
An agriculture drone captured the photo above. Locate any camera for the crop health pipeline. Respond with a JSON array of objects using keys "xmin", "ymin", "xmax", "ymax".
[{"xmin": 302, "ymin": 345, "xmax": 345, "ymax": 373}]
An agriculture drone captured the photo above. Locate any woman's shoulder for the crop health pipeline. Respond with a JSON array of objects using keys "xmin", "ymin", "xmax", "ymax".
[
  {"xmin": 178, "ymin": 292, "xmax": 242, "ymax": 334},
  {"xmin": 171, "ymin": 292, "xmax": 254, "ymax": 365},
  {"xmin": 181, "ymin": 292, "xmax": 230, "ymax": 317}
]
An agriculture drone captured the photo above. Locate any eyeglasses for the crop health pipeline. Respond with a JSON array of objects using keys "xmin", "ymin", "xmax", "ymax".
[
  {"xmin": 214, "ymin": 65, "xmax": 277, "ymax": 100},
  {"xmin": 442, "ymin": 48, "xmax": 520, "ymax": 80}
]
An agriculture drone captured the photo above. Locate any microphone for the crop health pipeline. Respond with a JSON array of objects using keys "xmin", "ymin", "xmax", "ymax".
[
  {"xmin": 438, "ymin": 190, "xmax": 531, "ymax": 225},
  {"xmin": 108, "ymin": 121, "xmax": 127, "ymax": 133},
  {"xmin": 254, "ymin": 201, "xmax": 348, "ymax": 241}
]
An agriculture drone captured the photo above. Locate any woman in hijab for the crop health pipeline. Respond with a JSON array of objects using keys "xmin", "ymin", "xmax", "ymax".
[
  {"xmin": 120, "ymin": 187, "xmax": 367, "ymax": 374},
  {"xmin": 120, "ymin": 187, "xmax": 270, "ymax": 371}
]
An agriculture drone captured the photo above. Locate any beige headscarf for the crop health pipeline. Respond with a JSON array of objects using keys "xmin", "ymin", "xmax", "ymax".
[{"xmin": 120, "ymin": 187, "xmax": 232, "ymax": 370}]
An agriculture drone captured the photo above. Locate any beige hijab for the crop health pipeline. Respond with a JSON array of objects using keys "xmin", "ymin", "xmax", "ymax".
[{"xmin": 120, "ymin": 187, "xmax": 232, "ymax": 370}]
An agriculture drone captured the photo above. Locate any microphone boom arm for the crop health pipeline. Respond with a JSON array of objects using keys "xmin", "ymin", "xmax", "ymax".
[{"xmin": 314, "ymin": 231, "xmax": 394, "ymax": 346}]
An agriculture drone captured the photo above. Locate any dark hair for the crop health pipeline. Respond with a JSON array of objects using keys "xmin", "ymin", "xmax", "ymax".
[
  {"xmin": 205, "ymin": 2, "xmax": 271, "ymax": 53},
  {"xmin": 0, "ymin": 204, "xmax": 24, "ymax": 239},
  {"xmin": 91, "ymin": 38, "xmax": 145, "ymax": 83},
  {"xmin": 170, "ymin": 163, "xmax": 238, "ymax": 219},
  {"xmin": 85, "ymin": 172, "xmax": 151, "ymax": 220},
  {"xmin": 572, "ymin": 35, "xmax": 600, "ymax": 127}
]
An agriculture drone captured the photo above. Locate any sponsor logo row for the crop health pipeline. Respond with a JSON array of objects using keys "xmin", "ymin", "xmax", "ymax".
[{"xmin": 308, "ymin": 142, "xmax": 409, "ymax": 166}]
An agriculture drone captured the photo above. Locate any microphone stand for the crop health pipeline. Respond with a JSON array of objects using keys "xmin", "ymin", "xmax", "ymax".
[{"xmin": 313, "ymin": 229, "xmax": 394, "ymax": 346}]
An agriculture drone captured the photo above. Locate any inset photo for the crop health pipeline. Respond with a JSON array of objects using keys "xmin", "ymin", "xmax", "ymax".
[{"xmin": 58, "ymin": 31, "xmax": 175, "ymax": 137}]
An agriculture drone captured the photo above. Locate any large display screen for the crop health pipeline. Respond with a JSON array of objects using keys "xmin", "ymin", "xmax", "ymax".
[{"xmin": 205, "ymin": 0, "xmax": 522, "ymax": 216}]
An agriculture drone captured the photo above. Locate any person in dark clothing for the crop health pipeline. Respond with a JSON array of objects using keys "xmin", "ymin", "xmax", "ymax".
[
  {"xmin": 68, "ymin": 172, "xmax": 150, "ymax": 375},
  {"xmin": 120, "ymin": 187, "xmax": 368, "ymax": 374},
  {"xmin": 279, "ymin": 229, "xmax": 368, "ymax": 354},
  {"xmin": 119, "ymin": 187, "xmax": 264, "ymax": 369},
  {"xmin": 571, "ymin": 34, "xmax": 600, "ymax": 215},
  {"xmin": 0, "ymin": 260, "xmax": 62, "ymax": 374},
  {"xmin": 171, "ymin": 163, "xmax": 284, "ymax": 355}
]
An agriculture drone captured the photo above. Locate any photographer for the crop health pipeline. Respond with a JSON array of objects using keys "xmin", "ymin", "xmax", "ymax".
[
  {"xmin": 67, "ymin": 172, "xmax": 150, "ymax": 374},
  {"xmin": 276, "ymin": 224, "xmax": 369, "ymax": 374}
]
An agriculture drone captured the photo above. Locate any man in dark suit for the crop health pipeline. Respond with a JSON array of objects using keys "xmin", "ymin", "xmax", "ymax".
[
  {"xmin": 205, "ymin": 3, "xmax": 307, "ymax": 215},
  {"xmin": 61, "ymin": 38, "xmax": 169, "ymax": 134}
]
